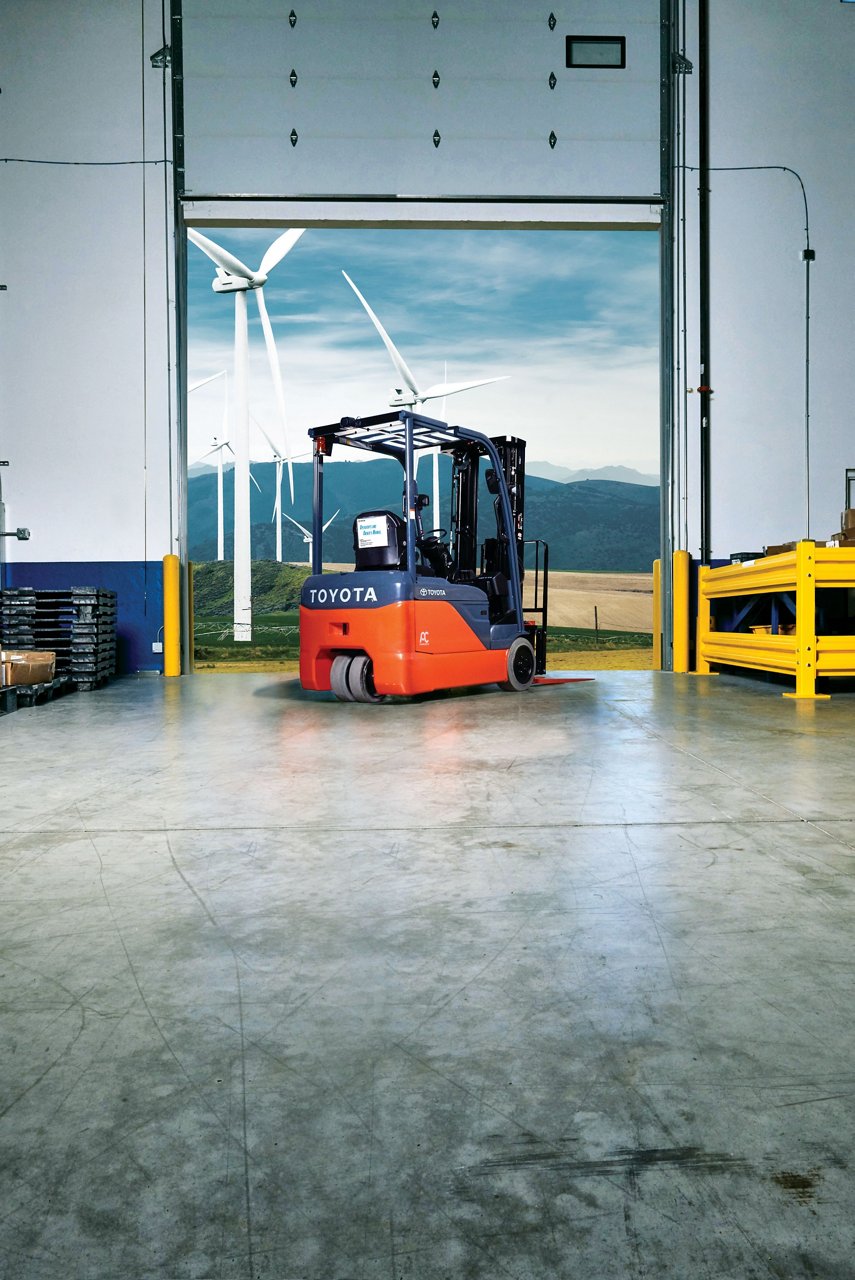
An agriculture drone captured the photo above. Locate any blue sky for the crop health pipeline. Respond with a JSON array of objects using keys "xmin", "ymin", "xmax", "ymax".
[{"xmin": 187, "ymin": 228, "xmax": 660, "ymax": 474}]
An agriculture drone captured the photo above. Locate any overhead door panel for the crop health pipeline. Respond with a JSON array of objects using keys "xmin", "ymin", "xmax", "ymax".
[{"xmin": 179, "ymin": 0, "xmax": 662, "ymax": 203}]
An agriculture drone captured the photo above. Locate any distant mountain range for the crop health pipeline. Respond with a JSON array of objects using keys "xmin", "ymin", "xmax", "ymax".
[
  {"xmin": 188, "ymin": 459, "xmax": 660, "ymax": 573},
  {"xmin": 527, "ymin": 461, "xmax": 659, "ymax": 486}
]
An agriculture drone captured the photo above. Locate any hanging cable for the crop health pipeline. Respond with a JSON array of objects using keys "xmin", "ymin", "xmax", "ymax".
[{"xmin": 1, "ymin": 157, "xmax": 169, "ymax": 166}]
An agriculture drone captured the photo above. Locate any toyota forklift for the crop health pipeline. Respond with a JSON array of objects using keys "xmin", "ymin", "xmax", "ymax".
[{"xmin": 299, "ymin": 409, "xmax": 549, "ymax": 702}]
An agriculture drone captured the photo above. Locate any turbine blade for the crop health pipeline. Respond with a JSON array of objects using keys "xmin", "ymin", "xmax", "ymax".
[
  {"xmin": 255, "ymin": 287, "xmax": 295, "ymax": 505},
  {"xmin": 187, "ymin": 228, "xmax": 256, "ymax": 281},
  {"xmin": 272, "ymin": 460, "xmax": 283, "ymax": 520},
  {"xmin": 189, "ymin": 370, "xmax": 227, "ymax": 393},
  {"xmin": 190, "ymin": 444, "xmax": 220, "ymax": 466},
  {"xmin": 322, "ymin": 508, "xmax": 341, "ymax": 533},
  {"xmin": 249, "ymin": 467, "xmax": 262, "ymax": 494},
  {"xmin": 342, "ymin": 271, "xmax": 421, "ymax": 400},
  {"xmin": 420, "ymin": 375, "xmax": 510, "ymax": 401},
  {"xmin": 258, "ymin": 227, "xmax": 305, "ymax": 276},
  {"xmin": 254, "ymin": 417, "xmax": 282, "ymax": 460},
  {"xmin": 283, "ymin": 511, "xmax": 312, "ymax": 540}
]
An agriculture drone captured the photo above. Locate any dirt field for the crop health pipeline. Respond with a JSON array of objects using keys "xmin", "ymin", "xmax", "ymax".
[
  {"xmin": 546, "ymin": 648, "xmax": 653, "ymax": 670},
  {"xmin": 525, "ymin": 570, "xmax": 653, "ymax": 633}
]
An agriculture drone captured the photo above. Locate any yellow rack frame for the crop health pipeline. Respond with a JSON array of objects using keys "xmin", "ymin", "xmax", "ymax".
[{"xmin": 696, "ymin": 541, "xmax": 855, "ymax": 699}]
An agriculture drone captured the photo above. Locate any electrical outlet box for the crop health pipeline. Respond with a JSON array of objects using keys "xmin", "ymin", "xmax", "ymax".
[{"xmin": 152, "ymin": 641, "xmax": 163, "ymax": 653}]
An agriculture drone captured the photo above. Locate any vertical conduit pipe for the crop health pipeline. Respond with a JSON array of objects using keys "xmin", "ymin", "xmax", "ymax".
[
  {"xmin": 672, "ymin": 549, "xmax": 691, "ymax": 673},
  {"xmin": 658, "ymin": 0, "xmax": 677, "ymax": 667},
  {"xmin": 163, "ymin": 554, "xmax": 181, "ymax": 676},
  {"xmin": 698, "ymin": 0, "xmax": 712, "ymax": 563}
]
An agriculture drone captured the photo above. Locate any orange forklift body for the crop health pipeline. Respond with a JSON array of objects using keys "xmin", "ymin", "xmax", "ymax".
[{"xmin": 300, "ymin": 597, "xmax": 508, "ymax": 697}]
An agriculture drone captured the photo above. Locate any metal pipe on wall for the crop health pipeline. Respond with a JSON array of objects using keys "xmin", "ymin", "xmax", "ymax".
[
  {"xmin": 658, "ymin": 0, "xmax": 677, "ymax": 667},
  {"xmin": 698, "ymin": 0, "xmax": 712, "ymax": 564}
]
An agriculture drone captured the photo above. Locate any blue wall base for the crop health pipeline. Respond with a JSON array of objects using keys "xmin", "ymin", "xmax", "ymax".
[{"xmin": 3, "ymin": 561, "xmax": 164, "ymax": 675}]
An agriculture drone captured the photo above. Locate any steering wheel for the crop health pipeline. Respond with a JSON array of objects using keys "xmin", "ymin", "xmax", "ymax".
[{"xmin": 419, "ymin": 528, "xmax": 448, "ymax": 543}]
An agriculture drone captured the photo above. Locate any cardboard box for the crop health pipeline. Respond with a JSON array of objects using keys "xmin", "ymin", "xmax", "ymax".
[
  {"xmin": 1, "ymin": 650, "xmax": 56, "ymax": 687},
  {"xmin": 763, "ymin": 542, "xmax": 798, "ymax": 557},
  {"xmin": 841, "ymin": 509, "xmax": 855, "ymax": 532}
]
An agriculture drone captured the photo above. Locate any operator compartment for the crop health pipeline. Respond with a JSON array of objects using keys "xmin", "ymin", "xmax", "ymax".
[{"xmin": 353, "ymin": 510, "xmax": 406, "ymax": 570}]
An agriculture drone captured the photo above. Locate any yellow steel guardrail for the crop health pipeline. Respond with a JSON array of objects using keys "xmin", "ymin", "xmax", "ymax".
[{"xmin": 696, "ymin": 541, "xmax": 855, "ymax": 699}]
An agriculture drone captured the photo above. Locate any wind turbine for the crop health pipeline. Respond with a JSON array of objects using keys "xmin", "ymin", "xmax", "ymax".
[
  {"xmin": 189, "ymin": 371, "xmax": 229, "ymax": 560},
  {"xmin": 341, "ymin": 271, "xmax": 509, "ymax": 410},
  {"xmin": 192, "ymin": 433, "xmax": 263, "ymax": 563},
  {"xmin": 256, "ymin": 421, "xmax": 289, "ymax": 563},
  {"xmin": 283, "ymin": 510, "xmax": 340, "ymax": 565},
  {"xmin": 187, "ymin": 226, "xmax": 304, "ymax": 641}
]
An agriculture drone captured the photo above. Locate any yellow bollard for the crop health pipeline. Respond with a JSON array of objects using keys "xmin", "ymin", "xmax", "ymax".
[
  {"xmin": 652, "ymin": 559, "xmax": 662, "ymax": 670},
  {"xmin": 163, "ymin": 554, "xmax": 181, "ymax": 677},
  {"xmin": 784, "ymin": 541, "xmax": 828, "ymax": 700},
  {"xmin": 672, "ymin": 549, "xmax": 691, "ymax": 673}
]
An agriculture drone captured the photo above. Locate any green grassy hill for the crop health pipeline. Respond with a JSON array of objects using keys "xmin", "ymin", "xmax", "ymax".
[
  {"xmin": 189, "ymin": 460, "xmax": 660, "ymax": 572},
  {"xmin": 192, "ymin": 561, "xmax": 309, "ymax": 615}
]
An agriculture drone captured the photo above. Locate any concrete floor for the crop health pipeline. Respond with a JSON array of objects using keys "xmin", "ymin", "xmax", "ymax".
[{"xmin": 2, "ymin": 670, "xmax": 855, "ymax": 1279}]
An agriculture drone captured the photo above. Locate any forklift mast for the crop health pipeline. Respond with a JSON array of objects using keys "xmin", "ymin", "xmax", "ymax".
[
  {"xmin": 449, "ymin": 434, "xmax": 526, "ymax": 584},
  {"xmin": 493, "ymin": 435, "xmax": 526, "ymax": 580}
]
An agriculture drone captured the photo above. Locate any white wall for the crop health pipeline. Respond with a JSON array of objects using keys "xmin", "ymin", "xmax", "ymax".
[
  {"xmin": 4, "ymin": 0, "xmax": 854, "ymax": 578},
  {"xmin": 680, "ymin": 0, "xmax": 855, "ymax": 558},
  {"xmin": 0, "ymin": 0, "xmax": 177, "ymax": 566}
]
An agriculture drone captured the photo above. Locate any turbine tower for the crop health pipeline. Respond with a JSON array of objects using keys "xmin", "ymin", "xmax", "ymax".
[
  {"xmin": 188, "ymin": 227, "xmax": 304, "ymax": 640},
  {"xmin": 192, "ymin": 432, "xmax": 263, "ymax": 563},
  {"xmin": 256, "ymin": 421, "xmax": 290, "ymax": 563},
  {"xmin": 189, "ymin": 370, "xmax": 229, "ymax": 560}
]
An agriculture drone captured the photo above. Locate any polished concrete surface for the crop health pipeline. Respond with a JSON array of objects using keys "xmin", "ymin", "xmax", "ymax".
[{"xmin": 2, "ymin": 670, "xmax": 855, "ymax": 1279}]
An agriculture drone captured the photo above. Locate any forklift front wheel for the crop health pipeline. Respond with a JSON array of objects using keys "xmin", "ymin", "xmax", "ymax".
[
  {"xmin": 499, "ymin": 636, "xmax": 536, "ymax": 692},
  {"xmin": 346, "ymin": 654, "xmax": 386, "ymax": 704},
  {"xmin": 330, "ymin": 654, "xmax": 358, "ymax": 701}
]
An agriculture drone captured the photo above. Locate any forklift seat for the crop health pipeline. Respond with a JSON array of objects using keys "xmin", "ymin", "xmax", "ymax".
[{"xmin": 352, "ymin": 510, "xmax": 407, "ymax": 570}]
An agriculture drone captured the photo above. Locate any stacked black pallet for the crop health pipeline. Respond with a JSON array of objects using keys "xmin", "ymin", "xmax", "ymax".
[
  {"xmin": 0, "ymin": 589, "xmax": 37, "ymax": 649},
  {"xmin": 31, "ymin": 589, "xmax": 117, "ymax": 690}
]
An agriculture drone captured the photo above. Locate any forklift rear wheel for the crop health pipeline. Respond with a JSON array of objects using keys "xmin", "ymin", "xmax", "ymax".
[
  {"xmin": 330, "ymin": 654, "xmax": 357, "ymax": 701},
  {"xmin": 499, "ymin": 636, "xmax": 536, "ymax": 692},
  {"xmin": 346, "ymin": 654, "xmax": 386, "ymax": 703}
]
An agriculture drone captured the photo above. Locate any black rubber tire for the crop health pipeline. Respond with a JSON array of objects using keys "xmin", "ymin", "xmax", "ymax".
[
  {"xmin": 345, "ymin": 654, "xmax": 386, "ymax": 703},
  {"xmin": 499, "ymin": 636, "xmax": 536, "ymax": 692},
  {"xmin": 330, "ymin": 654, "xmax": 357, "ymax": 701}
]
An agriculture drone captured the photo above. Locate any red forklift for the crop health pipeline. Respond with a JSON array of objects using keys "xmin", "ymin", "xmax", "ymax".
[{"xmin": 299, "ymin": 409, "xmax": 549, "ymax": 702}]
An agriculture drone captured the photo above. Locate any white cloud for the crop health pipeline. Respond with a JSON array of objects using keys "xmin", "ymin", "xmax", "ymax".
[{"xmin": 187, "ymin": 228, "xmax": 660, "ymax": 475}]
